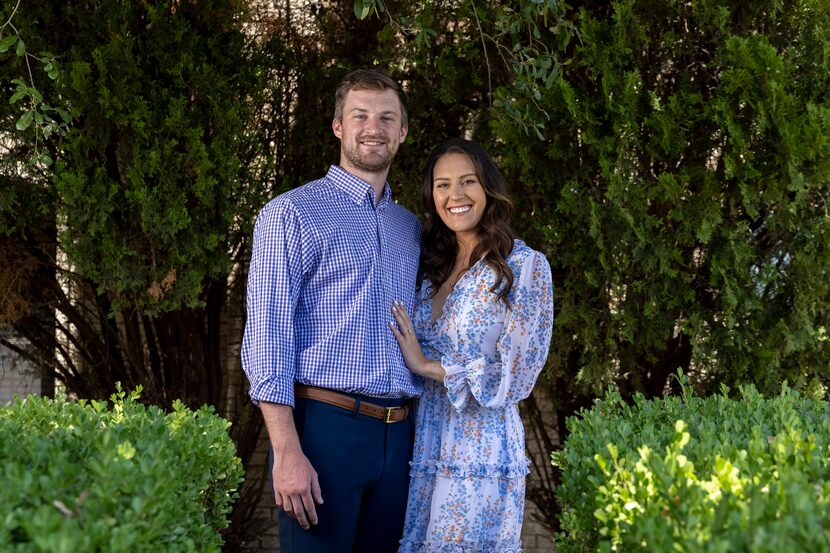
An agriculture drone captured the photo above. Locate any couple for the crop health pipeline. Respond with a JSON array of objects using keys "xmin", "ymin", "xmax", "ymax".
[{"xmin": 242, "ymin": 69, "xmax": 554, "ymax": 553}]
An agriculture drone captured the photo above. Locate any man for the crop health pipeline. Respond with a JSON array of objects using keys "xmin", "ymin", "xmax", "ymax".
[{"xmin": 241, "ymin": 69, "xmax": 422, "ymax": 553}]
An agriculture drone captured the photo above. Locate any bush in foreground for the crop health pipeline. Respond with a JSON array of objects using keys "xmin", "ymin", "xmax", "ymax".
[
  {"xmin": 554, "ymin": 375, "xmax": 830, "ymax": 552},
  {"xmin": 0, "ymin": 386, "xmax": 243, "ymax": 552}
]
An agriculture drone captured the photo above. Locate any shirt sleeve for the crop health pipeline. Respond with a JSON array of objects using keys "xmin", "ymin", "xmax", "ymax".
[
  {"xmin": 442, "ymin": 250, "xmax": 554, "ymax": 410},
  {"xmin": 241, "ymin": 199, "xmax": 308, "ymax": 407}
]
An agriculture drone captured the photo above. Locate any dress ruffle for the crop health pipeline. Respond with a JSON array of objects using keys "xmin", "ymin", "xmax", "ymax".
[
  {"xmin": 398, "ymin": 539, "xmax": 523, "ymax": 553},
  {"xmin": 410, "ymin": 458, "xmax": 530, "ymax": 479}
]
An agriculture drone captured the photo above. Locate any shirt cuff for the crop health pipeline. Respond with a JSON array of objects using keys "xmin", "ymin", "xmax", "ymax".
[{"xmin": 248, "ymin": 377, "xmax": 295, "ymax": 407}]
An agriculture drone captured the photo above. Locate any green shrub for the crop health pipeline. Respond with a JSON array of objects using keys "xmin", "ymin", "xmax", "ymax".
[
  {"xmin": 554, "ymin": 374, "xmax": 830, "ymax": 552},
  {"xmin": 0, "ymin": 386, "xmax": 243, "ymax": 552}
]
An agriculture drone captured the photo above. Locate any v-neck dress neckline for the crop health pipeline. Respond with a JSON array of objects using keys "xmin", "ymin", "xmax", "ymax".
[{"xmin": 426, "ymin": 258, "xmax": 485, "ymax": 326}]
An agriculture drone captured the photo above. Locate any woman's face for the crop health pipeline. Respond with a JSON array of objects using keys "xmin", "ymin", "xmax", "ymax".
[{"xmin": 431, "ymin": 152, "xmax": 487, "ymax": 243}]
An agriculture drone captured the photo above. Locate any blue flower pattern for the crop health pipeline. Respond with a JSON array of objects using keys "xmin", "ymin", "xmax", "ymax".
[{"xmin": 399, "ymin": 240, "xmax": 554, "ymax": 553}]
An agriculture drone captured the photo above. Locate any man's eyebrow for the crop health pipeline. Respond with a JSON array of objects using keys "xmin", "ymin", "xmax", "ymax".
[{"xmin": 348, "ymin": 107, "xmax": 398, "ymax": 117}]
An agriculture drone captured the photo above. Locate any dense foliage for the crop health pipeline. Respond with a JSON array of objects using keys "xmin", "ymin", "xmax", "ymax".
[
  {"xmin": 0, "ymin": 386, "xmax": 243, "ymax": 552},
  {"xmin": 482, "ymin": 0, "xmax": 830, "ymax": 399},
  {"xmin": 555, "ymin": 376, "xmax": 830, "ymax": 551}
]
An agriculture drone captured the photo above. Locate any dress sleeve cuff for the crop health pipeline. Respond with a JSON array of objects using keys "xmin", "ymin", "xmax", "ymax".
[{"xmin": 442, "ymin": 355, "xmax": 486, "ymax": 411}]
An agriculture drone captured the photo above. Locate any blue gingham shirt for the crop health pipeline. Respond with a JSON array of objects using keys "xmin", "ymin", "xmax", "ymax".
[{"xmin": 242, "ymin": 165, "xmax": 423, "ymax": 406}]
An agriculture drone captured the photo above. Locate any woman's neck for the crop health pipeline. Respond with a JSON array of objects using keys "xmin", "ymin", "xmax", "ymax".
[{"xmin": 454, "ymin": 233, "xmax": 479, "ymax": 267}]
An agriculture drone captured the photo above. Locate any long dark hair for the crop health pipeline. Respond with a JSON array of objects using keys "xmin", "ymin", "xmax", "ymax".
[{"xmin": 420, "ymin": 138, "xmax": 516, "ymax": 304}]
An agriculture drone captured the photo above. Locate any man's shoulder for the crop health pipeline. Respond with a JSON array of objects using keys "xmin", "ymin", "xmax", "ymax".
[
  {"xmin": 258, "ymin": 178, "xmax": 333, "ymax": 217},
  {"xmin": 273, "ymin": 177, "xmax": 330, "ymax": 205}
]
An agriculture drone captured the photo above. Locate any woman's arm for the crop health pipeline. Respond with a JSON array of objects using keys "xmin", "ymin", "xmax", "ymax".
[
  {"xmin": 442, "ymin": 249, "xmax": 554, "ymax": 410},
  {"xmin": 389, "ymin": 301, "xmax": 446, "ymax": 381}
]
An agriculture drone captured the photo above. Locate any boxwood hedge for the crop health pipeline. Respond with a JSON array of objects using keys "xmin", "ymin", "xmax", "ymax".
[
  {"xmin": 0, "ymin": 386, "xmax": 243, "ymax": 552},
  {"xmin": 554, "ymin": 375, "xmax": 830, "ymax": 552}
]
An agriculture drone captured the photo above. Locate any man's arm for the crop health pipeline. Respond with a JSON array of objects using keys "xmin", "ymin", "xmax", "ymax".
[{"xmin": 260, "ymin": 401, "xmax": 323, "ymax": 530}]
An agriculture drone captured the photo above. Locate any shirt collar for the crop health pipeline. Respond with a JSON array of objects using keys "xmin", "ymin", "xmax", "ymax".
[{"xmin": 326, "ymin": 165, "xmax": 392, "ymax": 207}]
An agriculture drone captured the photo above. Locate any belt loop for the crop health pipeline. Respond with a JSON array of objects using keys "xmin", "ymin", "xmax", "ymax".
[{"xmin": 352, "ymin": 397, "xmax": 362, "ymax": 417}]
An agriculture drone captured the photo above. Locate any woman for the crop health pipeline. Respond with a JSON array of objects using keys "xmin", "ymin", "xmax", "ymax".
[{"xmin": 390, "ymin": 138, "xmax": 554, "ymax": 552}]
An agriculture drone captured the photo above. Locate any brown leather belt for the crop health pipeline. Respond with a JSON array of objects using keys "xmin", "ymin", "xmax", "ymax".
[{"xmin": 294, "ymin": 384, "xmax": 410, "ymax": 424}]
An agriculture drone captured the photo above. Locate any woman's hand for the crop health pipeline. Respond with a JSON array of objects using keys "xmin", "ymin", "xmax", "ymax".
[{"xmin": 389, "ymin": 301, "xmax": 445, "ymax": 381}]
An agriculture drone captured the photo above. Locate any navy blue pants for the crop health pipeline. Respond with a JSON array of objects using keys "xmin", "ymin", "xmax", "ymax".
[{"xmin": 270, "ymin": 394, "xmax": 414, "ymax": 553}]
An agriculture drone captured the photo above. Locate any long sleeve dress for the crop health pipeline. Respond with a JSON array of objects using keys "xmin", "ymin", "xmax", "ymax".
[{"xmin": 398, "ymin": 239, "xmax": 554, "ymax": 553}]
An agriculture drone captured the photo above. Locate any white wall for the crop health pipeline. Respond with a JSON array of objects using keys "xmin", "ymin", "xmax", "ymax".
[{"xmin": 0, "ymin": 336, "xmax": 40, "ymax": 404}]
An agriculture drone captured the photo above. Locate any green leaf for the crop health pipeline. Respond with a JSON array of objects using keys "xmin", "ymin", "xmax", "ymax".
[
  {"xmin": 9, "ymin": 90, "xmax": 26, "ymax": 104},
  {"xmin": 16, "ymin": 37, "xmax": 25, "ymax": 57},
  {"xmin": 354, "ymin": 0, "xmax": 371, "ymax": 20},
  {"xmin": 54, "ymin": 107, "xmax": 71, "ymax": 123},
  {"xmin": 0, "ymin": 35, "xmax": 17, "ymax": 53},
  {"xmin": 16, "ymin": 111, "xmax": 34, "ymax": 131}
]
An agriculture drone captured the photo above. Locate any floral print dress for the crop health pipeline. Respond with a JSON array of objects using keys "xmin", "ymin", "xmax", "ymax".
[{"xmin": 398, "ymin": 240, "xmax": 554, "ymax": 553}]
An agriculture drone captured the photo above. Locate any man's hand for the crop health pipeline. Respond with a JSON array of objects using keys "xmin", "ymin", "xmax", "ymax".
[
  {"xmin": 260, "ymin": 401, "xmax": 324, "ymax": 530},
  {"xmin": 272, "ymin": 443, "xmax": 323, "ymax": 529}
]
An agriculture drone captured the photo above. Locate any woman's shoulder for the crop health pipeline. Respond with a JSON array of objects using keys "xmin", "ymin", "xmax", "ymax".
[{"xmin": 507, "ymin": 238, "xmax": 546, "ymax": 267}]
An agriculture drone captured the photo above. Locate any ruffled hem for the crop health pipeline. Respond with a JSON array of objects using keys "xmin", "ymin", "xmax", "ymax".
[
  {"xmin": 399, "ymin": 539, "xmax": 523, "ymax": 553},
  {"xmin": 410, "ymin": 459, "xmax": 530, "ymax": 479}
]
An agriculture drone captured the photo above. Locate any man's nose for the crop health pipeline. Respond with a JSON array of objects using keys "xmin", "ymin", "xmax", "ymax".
[{"xmin": 365, "ymin": 115, "xmax": 380, "ymax": 133}]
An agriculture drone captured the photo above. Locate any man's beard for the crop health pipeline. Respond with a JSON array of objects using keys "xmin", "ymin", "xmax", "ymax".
[{"xmin": 343, "ymin": 138, "xmax": 397, "ymax": 173}]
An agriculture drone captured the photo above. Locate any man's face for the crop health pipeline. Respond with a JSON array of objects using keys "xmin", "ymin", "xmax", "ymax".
[{"xmin": 332, "ymin": 88, "xmax": 408, "ymax": 178}]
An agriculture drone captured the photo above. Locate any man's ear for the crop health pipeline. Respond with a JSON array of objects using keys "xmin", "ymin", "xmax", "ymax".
[
  {"xmin": 399, "ymin": 124, "xmax": 408, "ymax": 144},
  {"xmin": 332, "ymin": 118, "xmax": 342, "ymax": 139}
]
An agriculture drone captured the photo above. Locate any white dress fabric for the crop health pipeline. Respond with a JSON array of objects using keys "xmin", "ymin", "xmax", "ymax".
[{"xmin": 398, "ymin": 240, "xmax": 554, "ymax": 553}]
